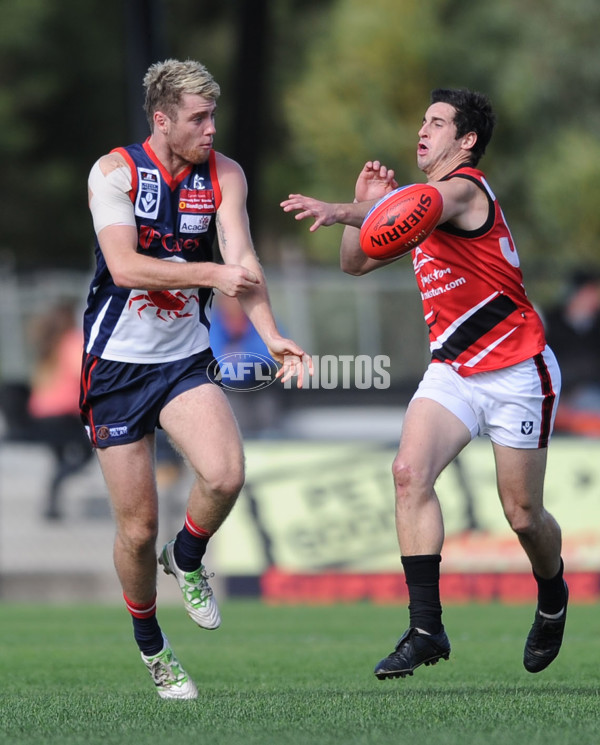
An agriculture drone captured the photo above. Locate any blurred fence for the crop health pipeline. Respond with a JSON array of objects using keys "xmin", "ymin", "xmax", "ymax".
[{"xmin": 0, "ymin": 261, "xmax": 428, "ymax": 389}]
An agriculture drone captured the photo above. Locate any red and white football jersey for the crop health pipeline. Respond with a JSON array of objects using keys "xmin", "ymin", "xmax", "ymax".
[{"xmin": 412, "ymin": 165, "xmax": 546, "ymax": 376}]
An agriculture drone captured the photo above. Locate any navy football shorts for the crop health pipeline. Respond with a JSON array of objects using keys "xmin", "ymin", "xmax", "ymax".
[{"xmin": 80, "ymin": 349, "xmax": 216, "ymax": 448}]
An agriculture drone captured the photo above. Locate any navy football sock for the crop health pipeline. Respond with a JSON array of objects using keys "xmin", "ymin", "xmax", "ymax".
[
  {"xmin": 124, "ymin": 593, "xmax": 164, "ymax": 656},
  {"xmin": 173, "ymin": 511, "xmax": 212, "ymax": 571}
]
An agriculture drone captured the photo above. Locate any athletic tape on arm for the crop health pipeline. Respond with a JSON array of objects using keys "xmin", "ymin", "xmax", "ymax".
[{"xmin": 88, "ymin": 160, "xmax": 137, "ymax": 234}]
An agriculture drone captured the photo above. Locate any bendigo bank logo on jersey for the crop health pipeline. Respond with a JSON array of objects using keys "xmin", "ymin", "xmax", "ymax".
[{"xmin": 178, "ymin": 189, "xmax": 214, "ymax": 234}]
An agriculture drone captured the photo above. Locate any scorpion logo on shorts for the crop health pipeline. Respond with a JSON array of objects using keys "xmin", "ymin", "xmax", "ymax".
[{"xmin": 128, "ymin": 290, "xmax": 198, "ymax": 321}]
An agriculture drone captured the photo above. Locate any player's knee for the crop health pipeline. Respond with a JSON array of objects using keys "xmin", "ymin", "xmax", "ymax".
[
  {"xmin": 119, "ymin": 518, "xmax": 159, "ymax": 553},
  {"xmin": 392, "ymin": 458, "xmax": 424, "ymax": 498},
  {"xmin": 505, "ymin": 504, "xmax": 537, "ymax": 536},
  {"xmin": 205, "ymin": 466, "xmax": 245, "ymax": 502}
]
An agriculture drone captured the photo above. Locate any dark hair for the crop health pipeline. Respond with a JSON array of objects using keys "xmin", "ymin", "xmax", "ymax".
[{"xmin": 430, "ymin": 88, "xmax": 496, "ymax": 166}]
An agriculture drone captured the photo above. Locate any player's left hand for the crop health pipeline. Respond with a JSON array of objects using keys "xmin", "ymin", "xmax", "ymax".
[
  {"xmin": 355, "ymin": 160, "xmax": 399, "ymax": 202},
  {"xmin": 267, "ymin": 338, "xmax": 313, "ymax": 388}
]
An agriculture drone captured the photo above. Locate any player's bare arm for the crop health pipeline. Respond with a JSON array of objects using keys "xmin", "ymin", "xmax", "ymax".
[
  {"xmin": 339, "ymin": 225, "xmax": 402, "ymax": 277},
  {"xmin": 281, "ymin": 160, "xmax": 400, "ymax": 274},
  {"xmin": 339, "ymin": 160, "xmax": 403, "ymax": 276},
  {"xmin": 432, "ymin": 176, "xmax": 489, "ymax": 231},
  {"xmin": 89, "ymin": 153, "xmax": 256, "ymax": 294},
  {"xmin": 280, "ymin": 160, "xmax": 398, "ymax": 232},
  {"xmin": 216, "ymin": 153, "xmax": 313, "ymax": 387},
  {"xmin": 280, "ymin": 194, "xmax": 367, "ymax": 232}
]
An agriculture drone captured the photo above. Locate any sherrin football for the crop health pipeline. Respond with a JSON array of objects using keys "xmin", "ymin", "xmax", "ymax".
[{"xmin": 359, "ymin": 183, "xmax": 443, "ymax": 260}]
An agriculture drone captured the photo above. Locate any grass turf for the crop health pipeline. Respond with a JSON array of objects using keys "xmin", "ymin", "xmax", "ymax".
[{"xmin": 2, "ymin": 600, "xmax": 598, "ymax": 745}]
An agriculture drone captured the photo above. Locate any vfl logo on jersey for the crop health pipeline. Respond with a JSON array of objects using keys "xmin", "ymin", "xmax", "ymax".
[
  {"xmin": 521, "ymin": 421, "xmax": 534, "ymax": 435},
  {"xmin": 192, "ymin": 174, "xmax": 205, "ymax": 190},
  {"xmin": 135, "ymin": 168, "xmax": 160, "ymax": 219}
]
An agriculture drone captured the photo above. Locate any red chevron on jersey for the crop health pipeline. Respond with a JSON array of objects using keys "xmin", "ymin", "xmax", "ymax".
[{"xmin": 412, "ymin": 166, "xmax": 546, "ymax": 376}]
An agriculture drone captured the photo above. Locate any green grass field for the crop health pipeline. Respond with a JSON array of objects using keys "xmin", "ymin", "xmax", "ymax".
[{"xmin": 2, "ymin": 600, "xmax": 598, "ymax": 745}]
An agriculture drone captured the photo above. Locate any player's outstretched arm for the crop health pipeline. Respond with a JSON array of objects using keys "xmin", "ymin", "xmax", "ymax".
[
  {"xmin": 280, "ymin": 194, "xmax": 367, "ymax": 232},
  {"xmin": 339, "ymin": 160, "xmax": 402, "ymax": 275},
  {"xmin": 280, "ymin": 160, "xmax": 399, "ymax": 232},
  {"xmin": 215, "ymin": 153, "xmax": 313, "ymax": 388}
]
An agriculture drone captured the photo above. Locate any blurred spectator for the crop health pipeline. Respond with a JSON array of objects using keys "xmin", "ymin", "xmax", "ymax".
[
  {"xmin": 210, "ymin": 293, "xmax": 283, "ymax": 436},
  {"xmin": 0, "ymin": 300, "xmax": 92, "ymax": 519},
  {"xmin": 544, "ymin": 270, "xmax": 600, "ymax": 436},
  {"xmin": 27, "ymin": 301, "xmax": 83, "ymax": 420},
  {"xmin": 27, "ymin": 300, "xmax": 93, "ymax": 518}
]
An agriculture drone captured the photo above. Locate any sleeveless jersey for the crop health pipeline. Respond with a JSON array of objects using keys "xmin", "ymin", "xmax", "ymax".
[
  {"xmin": 83, "ymin": 140, "xmax": 221, "ymax": 363},
  {"xmin": 412, "ymin": 165, "xmax": 546, "ymax": 376}
]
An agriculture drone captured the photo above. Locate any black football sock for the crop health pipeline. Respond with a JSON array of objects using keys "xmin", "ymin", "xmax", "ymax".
[
  {"xmin": 534, "ymin": 558, "xmax": 566, "ymax": 616},
  {"xmin": 401, "ymin": 554, "xmax": 443, "ymax": 635}
]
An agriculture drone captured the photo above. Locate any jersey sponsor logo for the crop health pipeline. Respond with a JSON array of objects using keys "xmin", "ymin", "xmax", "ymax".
[
  {"xmin": 178, "ymin": 188, "xmax": 214, "ymax": 213},
  {"xmin": 96, "ymin": 423, "xmax": 129, "ymax": 440},
  {"xmin": 413, "ymin": 247, "xmax": 436, "ymax": 273},
  {"xmin": 135, "ymin": 168, "xmax": 160, "ymax": 219},
  {"xmin": 139, "ymin": 225, "xmax": 203, "ymax": 254},
  {"xmin": 179, "ymin": 213, "xmax": 212, "ymax": 234},
  {"xmin": 420, "ymin": 276, "xmax": 467, "ymax": 300},
  {"xmin": 420, "ymin": 266, "xmax": 453, "ymax": 285},
  {"xmin": 413, "ymin": 247, "xmax": 466, "ymax": 298}
]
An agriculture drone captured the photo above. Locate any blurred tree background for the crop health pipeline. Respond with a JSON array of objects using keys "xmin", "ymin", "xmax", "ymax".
[{"xmin": 1, "ymin": 0, "xmax": 599, "ymax": 299}]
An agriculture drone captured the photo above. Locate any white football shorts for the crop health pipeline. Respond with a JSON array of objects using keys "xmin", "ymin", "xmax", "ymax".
[{"xmin": 411, "ymin": 346, "xmax": 561, "ymax": 449}]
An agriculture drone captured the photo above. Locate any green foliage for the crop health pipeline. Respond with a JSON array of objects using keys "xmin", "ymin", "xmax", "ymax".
[
  {"xmin": 280, "ymin": 0, "xmax": 443, "ymax": 261},
  {"xmin": 2, "ymin": 600, "xmax": 600, "ymax": 745},
  {"xmin": 0, "ymin": 0, "xmax": 127, "ymax": 269},
  {"xmin": 2, "ymin": 0, "xmax": 599, "ymax": 278},
  {"xmin": 279, "ymin": 0, "xmax": 600, "ymax": 276},
  {"xmin": 530, "ymin": 129, "xmax": 600, "ymax": 267},
  {"xmin": 437, "ymin": 0, "xmax": 600, "ymax": 279}
]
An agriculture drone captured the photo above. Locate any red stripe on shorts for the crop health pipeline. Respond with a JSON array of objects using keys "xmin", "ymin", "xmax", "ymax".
[
  {"xmin": 533, "ymin": 352, "xmax": 556, "ymax": 448},
  {"xmin": 80, "ymin": 353, "xmax": 99, "ymax": 446}
]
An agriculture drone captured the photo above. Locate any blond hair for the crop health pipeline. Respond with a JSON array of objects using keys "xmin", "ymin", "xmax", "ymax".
[{"xmin": 143, "ymin": 59, "xmax": 221, "ymax": 130}]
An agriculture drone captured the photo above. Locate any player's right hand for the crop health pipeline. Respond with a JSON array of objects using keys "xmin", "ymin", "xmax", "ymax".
[{"xmin": 280, "ymin": 194, "xmax": 341, "ymax": 232}]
